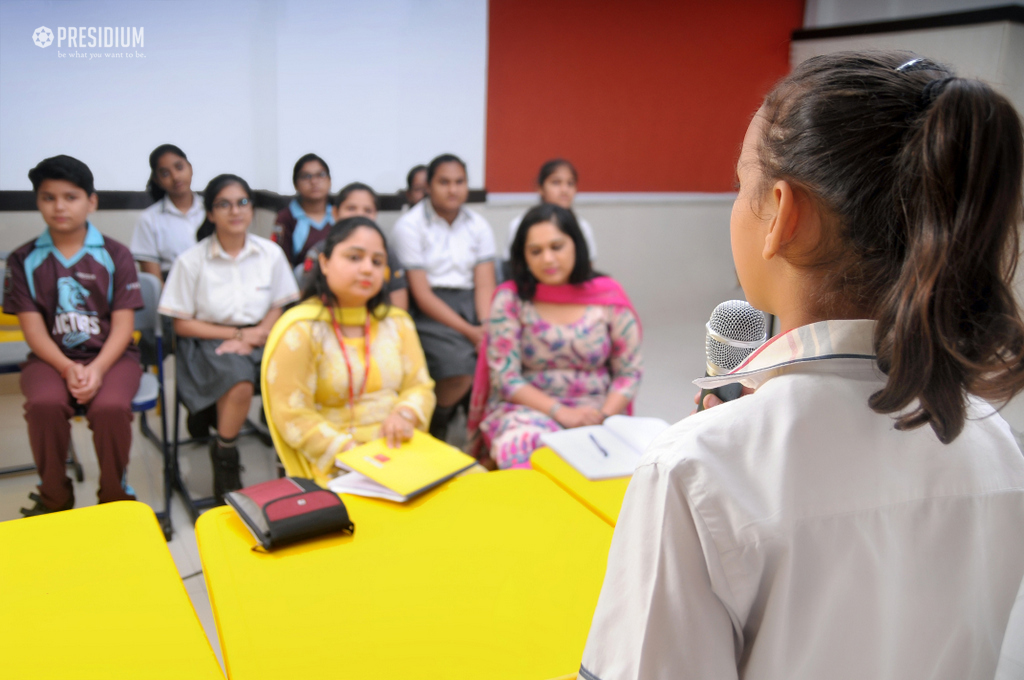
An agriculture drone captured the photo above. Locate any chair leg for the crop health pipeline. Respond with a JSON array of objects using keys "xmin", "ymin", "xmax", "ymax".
[
  {"xmin": 171, "ymin": 384, "xmax": 219, "ymax": 523},
  {"xmin": 67, "ymin": 438, "xmax": 84, "ymax": 482}
]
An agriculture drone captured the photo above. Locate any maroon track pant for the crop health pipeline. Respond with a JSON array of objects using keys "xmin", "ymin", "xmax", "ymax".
[{"xmin": 21, "ymin": 353, "xmax": 142, "ymax": 510}]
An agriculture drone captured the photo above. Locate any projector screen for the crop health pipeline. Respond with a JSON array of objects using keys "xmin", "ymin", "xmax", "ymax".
[{"xmin": 0, "ymin": 0, "xmax": 488, "ymax": 193}]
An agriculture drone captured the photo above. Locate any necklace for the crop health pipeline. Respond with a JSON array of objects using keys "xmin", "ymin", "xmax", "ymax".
[{"xmin": 330, "ymin": 308, "xmax": 372, "ymax": 436}]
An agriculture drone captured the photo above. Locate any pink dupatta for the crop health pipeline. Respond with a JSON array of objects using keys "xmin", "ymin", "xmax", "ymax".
[{"xmin": 465, "ymin": 276, "xmax": 642, "ymax": 460}]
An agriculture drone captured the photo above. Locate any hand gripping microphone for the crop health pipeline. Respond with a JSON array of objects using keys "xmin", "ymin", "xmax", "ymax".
[{"xmin": 696, "ymin": 300, "xmax": 768, "ymax": 412}]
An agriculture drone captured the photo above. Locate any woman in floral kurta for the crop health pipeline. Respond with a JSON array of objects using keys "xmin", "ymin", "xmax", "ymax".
[
  {"xmin": 479, "ymin": 291, "xmax": 642, "ymax": 467},
  {"xmin": 262, "ymin": 217, "xmax": 435, "ymax": 486},
  {"xmin": 472, "ymin": 203, "xmax": 642, "ymax": 469}
]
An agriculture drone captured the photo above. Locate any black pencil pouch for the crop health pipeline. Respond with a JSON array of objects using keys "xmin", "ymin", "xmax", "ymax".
[{"xmin": 225, "ymin": 477, "xmax": 354, "ymax": 550}]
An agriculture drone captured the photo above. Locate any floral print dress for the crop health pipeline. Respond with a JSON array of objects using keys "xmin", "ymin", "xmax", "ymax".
[{"xmin": 479, "ymin": 287, "xmax": 643, "ymax": 468}]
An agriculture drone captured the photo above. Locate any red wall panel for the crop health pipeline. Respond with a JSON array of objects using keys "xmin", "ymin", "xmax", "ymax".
[{"xmin": 486, "ymin": 0, "xmax": 804, "ymax": 192}]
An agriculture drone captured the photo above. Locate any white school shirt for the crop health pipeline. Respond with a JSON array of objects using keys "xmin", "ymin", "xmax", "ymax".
[
  {"xmin": 505, "ymin": 211, "xmax": 598, "ymax": 261},
  {"xmin": 129, "ymin": 193, "xmax": 204, "ymax": 272},
  {"xmin": 390, "ymin": 200, "xmax": 495, "ymax": 289},
  {"xmin": 580, "ymin": 319, "xmax": 1024, "ymax": 680},
  {"xmin": 158, "ymin": 233, "xmax": 299, "ymax": 326}
]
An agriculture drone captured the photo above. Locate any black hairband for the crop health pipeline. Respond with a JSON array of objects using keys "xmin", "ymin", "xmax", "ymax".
[
  {"xmin": 919, "ymin": 77, "xmax": 954, "ymax": 109},
  {"xmin": 895, "ymin": 59, "xmax": 953, "ymax": 114}
]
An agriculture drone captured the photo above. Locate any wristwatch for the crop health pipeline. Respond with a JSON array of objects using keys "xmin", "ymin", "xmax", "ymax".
[{"xmin": 548, "ymin": 402, "xmax": 562, "ymax": 418}]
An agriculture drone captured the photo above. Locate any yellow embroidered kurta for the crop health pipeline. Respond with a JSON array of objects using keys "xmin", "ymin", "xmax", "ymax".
[{"xmin": 263, "ymin": 300, "xmax": 435, "ymax": 486}]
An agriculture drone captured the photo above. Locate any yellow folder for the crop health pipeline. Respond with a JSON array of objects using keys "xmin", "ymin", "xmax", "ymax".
[{"xmin": 330, "ymin": 431, "xmax": 476, "ymax": 502}]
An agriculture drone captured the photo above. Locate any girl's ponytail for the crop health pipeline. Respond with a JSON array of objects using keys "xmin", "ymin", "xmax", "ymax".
[
  {"xmin": 872, "ymin": 78, "xmax": 1024, "ymax": 442},
  {"xmin": 757, "ymin": 52, "xmax": 1024, "ymax": 444}
]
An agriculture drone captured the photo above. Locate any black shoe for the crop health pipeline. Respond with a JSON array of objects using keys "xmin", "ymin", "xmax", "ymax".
[
  {"xmin": 187, "ymin": 406, "xmax": 219, "ymax": 439},
  {"xmin": 19, "ymin": 492, "xmax": 74, "ymax": 517},
  {"xmin": 210, "ymin": 442, "xmax": 243, "ymax": 504}
]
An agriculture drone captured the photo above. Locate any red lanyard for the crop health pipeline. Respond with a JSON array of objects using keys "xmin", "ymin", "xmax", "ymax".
[{"xmin": 330, "ymin": 310, "xmax": 372, "ymax": 422}]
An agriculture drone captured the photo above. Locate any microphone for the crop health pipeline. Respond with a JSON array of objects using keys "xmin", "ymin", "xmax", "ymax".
[{"xmin": 696, "ymin": 300, "xmax": 768, "ymax": 412}]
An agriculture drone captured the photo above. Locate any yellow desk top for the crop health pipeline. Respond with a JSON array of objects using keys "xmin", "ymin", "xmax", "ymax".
[
  {"xmin": 0, "ymin": 502, "xmax": 224, "ymax": 680},
  {"xmin": 196, "ymin": 470, "xmax": 613, "ymax": 680},
  {"xmin": 530, "ymin": 447, "xmax": 630, "ymax": 527}
]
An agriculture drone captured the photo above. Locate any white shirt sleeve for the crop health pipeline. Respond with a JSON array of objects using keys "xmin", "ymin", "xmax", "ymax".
[
  {"xmin": 579, "ymin": 217, "xmax": 598, "ymax": 261},
  {"xmin": 130, "ymin": 209, "xmax": 160, "ymax": 263},
  {"xmin": 267, "ymin": 245, "xmax": 300, "ymax": 308},
  {"xmin": 506, "ymin": 213, "xmax": 523, "ymax": 259},
  {"xmin": 157, "ymin": 254, "xmax": 197, "ymax": 319},
  {"xmin": 580, "ymin": 463, "xmax": 738, "ymax": 680},
  {"xmin": 995, "ymin": 573, "xmax": 1024, "ymax": 680},
  {"xmin": 391, "ymin": 215, "xmax": 425, "ymax": 270},
  {"xmin": 474, "ymin": 216, "xmax": 496, "ymax": 265}
]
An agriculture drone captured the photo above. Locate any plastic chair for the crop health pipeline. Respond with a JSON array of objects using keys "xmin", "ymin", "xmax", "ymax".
[{"xmin": 132, "ymin": 272, "xmax": 174, "ymax": 539}]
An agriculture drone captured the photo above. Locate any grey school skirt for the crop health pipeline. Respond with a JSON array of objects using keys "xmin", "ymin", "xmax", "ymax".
[
  {"xmin": 412, "ymin": 287, "xmax": 479, "ymax": 381},
  {"xmin": 175, "ymin": 337, "xmax": 263, "ymax": 413}
]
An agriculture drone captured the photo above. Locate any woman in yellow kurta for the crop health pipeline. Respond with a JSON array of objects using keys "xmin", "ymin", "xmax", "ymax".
[{"xmin": 262, "ymin": 216, "xmax": 435, "ymax": 486}]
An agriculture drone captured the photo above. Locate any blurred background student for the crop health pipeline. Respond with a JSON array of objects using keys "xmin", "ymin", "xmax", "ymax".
[
  {"xmin": 297, "ymin": 182, "xmax": 410, "ymax": 310},
  {"xmin": 130, "ymin": 144, "xmax": 203, "ymax": 282},
  {"xmin": 391, "ymin": 153, "xmax": 497, "ymax": 443},
  {"xmin": 468, "ymin": 204, "xmax": 642, "ymax": 468},
  {"xmin": 158, "ymin": 174, "xmax": 298, "ymax": 502},
  {"xmin": 271, "ymin": 153, "xmax": 334, "ymax": 270},
  {"xmin": 403, "ymin": 164, "xmax": 428, "ymax": 208},
  {"xmin": 505, "ymin": 159, "xmax": 597, "ymax": 265},
  {"xmin": 263, "ymin": 217, "xmax": 435, "ymax": 486}
]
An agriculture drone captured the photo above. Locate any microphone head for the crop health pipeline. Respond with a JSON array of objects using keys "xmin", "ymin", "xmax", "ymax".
[{"xmin": 705, "ymin": 300, "xmax": 768, "ymax": 376}]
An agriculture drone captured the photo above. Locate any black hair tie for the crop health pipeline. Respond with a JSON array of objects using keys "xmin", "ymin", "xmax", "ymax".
[{"xmin": 918, "ymin": 77, "xmax": 955, "ymax": 112}]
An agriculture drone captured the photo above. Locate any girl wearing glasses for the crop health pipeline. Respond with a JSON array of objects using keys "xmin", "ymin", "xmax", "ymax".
[
  {"xmin": 580, "ymin": 51, "xmax": 1024, "ymax": 679},
  {"xmin": 263, "ymin": 217, "xmax": 435, "ymax": 486},
  {"xmin": 158, "ymin": 174, "xmax": 299, "ymax": 502},
  {"xmin": 272, "ymin": 153, "xmax": 334, "ymax": 268}
]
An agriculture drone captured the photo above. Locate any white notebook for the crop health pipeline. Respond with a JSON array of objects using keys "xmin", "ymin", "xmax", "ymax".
[{"xmin": 540, "ymin": 415, "xmax": 670, "ymax": 480}]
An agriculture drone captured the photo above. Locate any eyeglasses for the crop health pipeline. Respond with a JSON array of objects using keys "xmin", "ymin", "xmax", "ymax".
[
  {"xmin": 212, "ymin": 198, "xmax": 252, "ymax": 211},
  {"xmin": 297, "ymin": 171, "xmax": 329, "ymax": 182}
]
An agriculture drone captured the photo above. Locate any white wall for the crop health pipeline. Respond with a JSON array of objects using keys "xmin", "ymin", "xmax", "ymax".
[
  {"xmin": 0, "ymin": 0, "xmax": 487, "ymax": 193},
  {"xmin": 803, "ymin": 0, "xmax": 1022, "ymax": 28}
]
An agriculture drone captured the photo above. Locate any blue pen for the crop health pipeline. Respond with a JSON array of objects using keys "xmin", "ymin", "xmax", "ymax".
[{"xmin": 588, "ymin": 433, "xmax": 610, "ymax": 457}]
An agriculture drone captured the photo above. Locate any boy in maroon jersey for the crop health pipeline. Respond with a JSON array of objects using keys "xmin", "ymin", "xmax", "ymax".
[{"xmin": 3, "ymin": 155, "xmax": 144, "ymax": 516}]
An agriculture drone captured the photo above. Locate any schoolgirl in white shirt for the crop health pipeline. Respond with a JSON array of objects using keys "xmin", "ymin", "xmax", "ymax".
[
  {"xmin": 130, "ymin": 144, "xmax": 204, "ymax": 279},
  {"xmin": 159, "ymin": 174, "xmax": 299, "ymax": 501},
  {"xmin": 391, "ymin": 153, "xmax": 497, "ymax": 441},
  {"xmin": 505, "ymin": 159, "xmax": 597, "ymax": 264},
  {"xmin": 580, "ymin": 51, "xmax": 1024, "ymax": 680}
]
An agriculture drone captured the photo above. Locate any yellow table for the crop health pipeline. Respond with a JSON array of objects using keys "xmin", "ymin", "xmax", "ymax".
[
  {"xmin": 196, "ymin": 470, "xmax": 613, "ymax": 680},
  {"xmin": 0, "ymin": 501, "xmax": 224, "ymax": 680},
  {"xmin": 530, "ymin": 447, "xmax": 630, "ymax": 527}
]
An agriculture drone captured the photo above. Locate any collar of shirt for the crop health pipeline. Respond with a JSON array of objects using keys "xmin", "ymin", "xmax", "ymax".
[
  {"xmin": 694, "ymin": 319, "xmax": 878, "ymax": 391},
  {"xmin": 34, "ymin": 221, "xmax": 105, "ymax": 260},
  {"xmin": 206, "ymin": 233, "xmax": 259, "ymax": 261},
  {"xmin": 160, "ymin": 192, "xmax": 203, "ymax": 219},
  {"xmin": 288, "ymin": 198, "xmax": 332, "ymax": 256},
  {"xmin": 422, "ymin": 198, "xmax": 470, "ymax": 229},
  {"xmin": 28, "ymin": 222, "xmax": 113, "ymax": 300}
]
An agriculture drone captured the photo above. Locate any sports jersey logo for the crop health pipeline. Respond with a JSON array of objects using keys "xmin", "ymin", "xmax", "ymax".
[{"xmin": 54, "ymin": 276, "xmax": 100, "ymax": 348}]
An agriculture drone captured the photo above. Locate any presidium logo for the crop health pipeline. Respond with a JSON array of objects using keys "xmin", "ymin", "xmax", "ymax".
[
  {"xmin": 32, "ymin": 26, "xmax": 53, "ymax": 48},
  {"xmin": 31, "ymin": 24, "xmax": 145, "ymax": 59}
]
